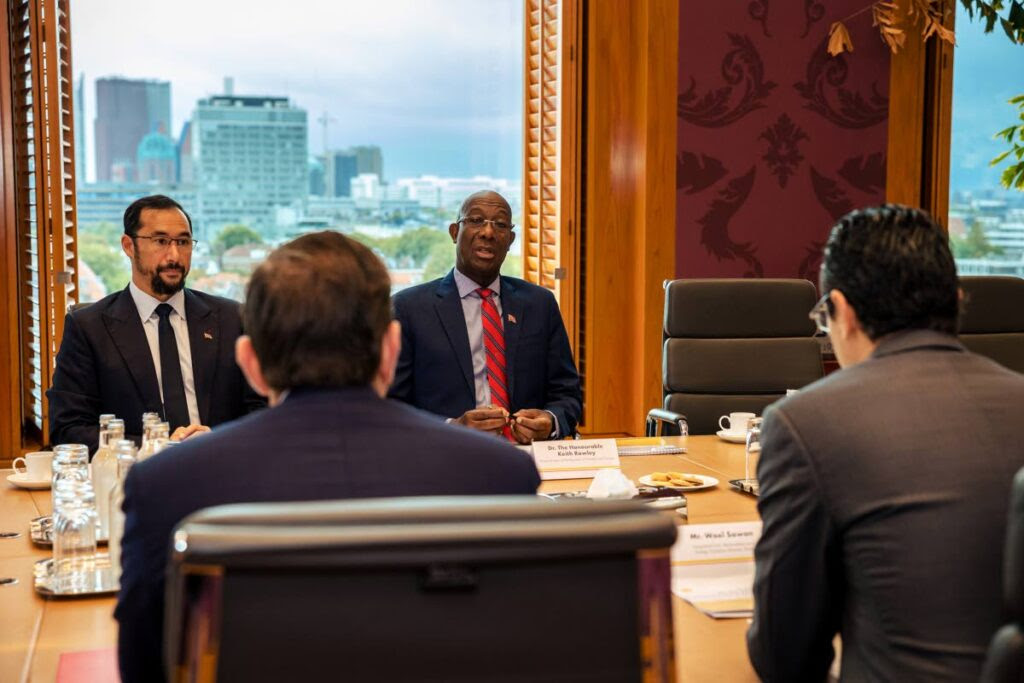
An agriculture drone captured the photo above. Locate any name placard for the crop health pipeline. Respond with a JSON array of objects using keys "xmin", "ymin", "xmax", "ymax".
[{"xmin": 531, "ymin": 438, "xmax": 621, "ymax": 480}]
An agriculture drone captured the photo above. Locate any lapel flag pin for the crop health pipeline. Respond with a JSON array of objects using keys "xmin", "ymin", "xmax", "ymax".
[
  {"xmin": 203, "ymin": 331, "xmax": 213, "ymax": 340},
  {"xmin": 507, "ymin": 313, "xmax": 517, "ymax": 324}
]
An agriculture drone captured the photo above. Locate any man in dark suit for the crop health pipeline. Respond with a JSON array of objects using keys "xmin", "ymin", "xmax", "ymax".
[
  {"xmin": 747, "ymin": 205, "xmax": 1024, "ymax": 681},
  {"xmin": 389, "ymin": 190, "xmax": 582, "ymax": 442},
  {"xmin": 47, "ymin": 195, "xmax": 264, "ymax": 452},
  {"xmin": 114, "ymin": 231, "xmax": 541, "ymax": 683}
]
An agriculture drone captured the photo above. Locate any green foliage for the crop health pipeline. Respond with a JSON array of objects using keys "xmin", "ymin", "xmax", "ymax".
[
  {"xmin": 950, "ymin": 220, "xmax": 1004, "ymax": 257},
  {"xmin": 960, "ymin": 0, "xmax": 1024, "ymax": 43},
  {"xmin": 213, "ymin": 224, "xmax": 264, "ymax": 266},
  {"xmin": 350, "ymin": 227, "xmax": 451, "ymax": 268},
  {"xmin": 990, "ymin": 93, "xmax": 1024, "ymax": 189},
  {"xmin": 77, "ymin": 229, "xmax": 130, "ymax": 294},
  {"xmin": 422, "ymin": 241, "xmax": 456, "ymax": 281}
]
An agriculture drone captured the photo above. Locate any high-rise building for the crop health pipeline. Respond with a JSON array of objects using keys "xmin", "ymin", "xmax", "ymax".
[
  {"xmin": 94, "ymin": 77, "xmax": 171, "ymax": 182},
  {"xmin": 351, "ymin": 145, "xmax": 383, "ymax": 178},
  {"xmin": 177, "ymin": 121, "xmax": 194, "ymax": 184},
  {"xmin": 190, "ymin": 93, "xmax": 308, "ymax": 238},
  {"xmin": 74, "ymin": 74, "xmax": 86, "ymax": 184},
  {"xmin": 325, "ymin": 150, "xmax": 358, "ymax": 197}
]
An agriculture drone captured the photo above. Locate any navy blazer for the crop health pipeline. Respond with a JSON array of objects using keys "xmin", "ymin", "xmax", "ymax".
[
  {"xmin": 388, "ymin": 271, "xmax": 582, "ymax": 436},
  {"xmin": 46, "ymin": 286, "xmax": 265, "ymax": 451},
  {"xmin": 113, "ymin": 387, "xmax": 541, "ymax": 683}
]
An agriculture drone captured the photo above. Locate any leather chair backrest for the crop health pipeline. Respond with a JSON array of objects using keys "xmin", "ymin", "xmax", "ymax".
[
  {"xmin": 662, "ymin": 279, "xmax": 823, "ymax": 434},
  {"xmin": 979, "ymin": 467, "xmax": 1024, "ymax": 683},
  {"xmin": 959, "ymin": 276, "xmax": 1024, "ymax": 374},
  {"xmin": 165, "ymin": 496, "xmax": 677, "ymax": 683}
]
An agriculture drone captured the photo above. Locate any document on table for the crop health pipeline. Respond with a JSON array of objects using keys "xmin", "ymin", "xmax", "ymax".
[{"xmin": 670, "ymin": 521, "xmax": 762, "ymax": 619}]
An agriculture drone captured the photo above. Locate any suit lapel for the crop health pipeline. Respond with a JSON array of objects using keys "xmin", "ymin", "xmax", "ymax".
[
  {"xmin": 102, "ymin": 288, "xmax": 162, "ymax": 413},
  {"xmin": 184, "ymin": 290, "xmax": 217, "ymax": 424},
  {"xmin": 500, "ymin": 276, "xmax": 524, "ymax": 402},
  {"xmin": 434, "ymin": 272, "xmax": 475, "ymax": 397}
]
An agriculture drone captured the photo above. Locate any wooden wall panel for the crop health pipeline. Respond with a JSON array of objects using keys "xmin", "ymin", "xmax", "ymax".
[{"xmin": 582, "ymin": 0, "xmax": 678, "ymax": 435}]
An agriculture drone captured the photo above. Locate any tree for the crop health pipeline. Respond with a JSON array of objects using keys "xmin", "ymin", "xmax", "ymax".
[
  {"xmin": 213, "ymin": 224, "xmax": 264, "ymax": 267},
  {"xmin": 77, "ymin": 232, "xmax": 130, "ymax": 294},
  {"xmin": 950, "ymin": 220, "xmax": 1003, "ymax": 258},
  {"xmin": 422, "ymin": 241, "xmax": 455, "ymax": 281}
]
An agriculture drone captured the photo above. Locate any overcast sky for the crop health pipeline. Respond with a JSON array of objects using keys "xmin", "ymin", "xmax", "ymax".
[{"xmin": 73, "ymin": 0, "xmax": 523, "ymax": 182}]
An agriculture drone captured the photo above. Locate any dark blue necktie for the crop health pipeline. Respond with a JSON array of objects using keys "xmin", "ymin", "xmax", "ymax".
[{"xmin": 155, "ymin": 303, "xmax": 189, "ymax": 430}]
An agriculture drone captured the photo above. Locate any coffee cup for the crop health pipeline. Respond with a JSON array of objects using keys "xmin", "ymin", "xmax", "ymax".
[
  {"xmin": 719, "ymin": 412, "xmax": 755, "ymax": 434},
  {"xmin": 12, "ymin": 451, "xmax": 53, "ymax": 481}
]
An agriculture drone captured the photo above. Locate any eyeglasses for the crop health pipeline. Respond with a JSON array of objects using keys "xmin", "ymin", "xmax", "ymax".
[
  {"xmin": 458, "ymin": 216, "xmax": 515, "ymax": 233},
  {"xmin": 134, "ymin": 235, "xmax": 198, "ymax": 251},
  {"xmin": 808, "ymin": 292, "xmax": 832, "ymax": 335}
]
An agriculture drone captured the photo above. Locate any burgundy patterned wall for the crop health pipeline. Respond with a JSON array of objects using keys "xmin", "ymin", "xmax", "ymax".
[{"xmin": 676, "ymin": 1, "xmax": 890, "ymax": 280}]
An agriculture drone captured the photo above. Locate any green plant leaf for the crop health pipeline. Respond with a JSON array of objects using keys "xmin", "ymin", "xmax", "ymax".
[{"xmin": 992, "ymin": 149, "xmax": 1012, "ymax": 165}]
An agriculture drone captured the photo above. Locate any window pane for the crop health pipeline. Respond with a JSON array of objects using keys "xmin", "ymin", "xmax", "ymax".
[
  {"xmin": 949, "ymin": 4, "xmax": 1024, "ymax": 276},
  {"xmin": 72, "ymin": 0, "xmax": 524, "ymax": 302}
]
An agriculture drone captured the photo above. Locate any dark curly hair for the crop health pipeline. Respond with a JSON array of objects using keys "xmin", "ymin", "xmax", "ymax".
[{"xmin": 820, "ymin": 204, "xmax": 958, "ymax": 340}]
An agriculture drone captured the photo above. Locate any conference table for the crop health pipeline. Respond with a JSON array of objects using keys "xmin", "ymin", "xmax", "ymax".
[{"xmin": 0, "ymin": 435, "xmax": 760, "ymax": 682}]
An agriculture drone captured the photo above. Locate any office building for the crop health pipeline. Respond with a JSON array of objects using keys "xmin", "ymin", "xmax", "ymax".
[
  {"xmin": 94, "ymin": 77, "xmax": 171, "ymax": 182},
  {"xmin": 189, "ymin": 92, "xmax": 308, "ymax": 237},
  {"xmin": 74, "ymin": 74, "xmax": 86, "ymax": 184},
  {"xmin": 325, "ymin": 150, "xmax": 358, "ymax": 197},
  {"xmin": 136, "ymin": 131, "xmax": 177, "ymax": 184}
]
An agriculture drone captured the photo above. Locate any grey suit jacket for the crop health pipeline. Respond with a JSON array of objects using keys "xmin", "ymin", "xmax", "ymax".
[{"xmin": 747, "ymin": 329, "xmax": 1024, "ymax": 682}]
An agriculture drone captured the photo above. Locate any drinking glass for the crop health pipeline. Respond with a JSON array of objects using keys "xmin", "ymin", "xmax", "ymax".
[
  {"xmin": 744, "ymin": 417, "xmax": 763, "ymax": 484},
  {"xmin": 52, "ymin": 479, "xmax": 98, "ymax": 592}
]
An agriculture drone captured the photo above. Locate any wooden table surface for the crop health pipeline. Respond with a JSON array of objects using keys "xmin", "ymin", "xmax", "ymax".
[{"xmin": 0, "ymin": 435, "xmax": 760, "ymax": 682}]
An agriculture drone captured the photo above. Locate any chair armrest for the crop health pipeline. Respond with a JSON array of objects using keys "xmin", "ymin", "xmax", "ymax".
[{"xmin": 645, "ymin": 409, "xmax": 688, "ymax": 437}]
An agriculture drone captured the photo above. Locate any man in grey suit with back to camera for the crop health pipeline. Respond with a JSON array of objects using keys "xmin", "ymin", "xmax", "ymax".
[
  {"xmin": 748, "ymin": 205, "xmax": 1024, "ymax": 682},
  {"xmin": 114, "ymin": 231, "xmax": 541, "ymax": 682}
]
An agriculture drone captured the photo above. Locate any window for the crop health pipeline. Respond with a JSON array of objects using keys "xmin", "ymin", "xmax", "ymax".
[
  {"xmin": 71, "ymin": 0, "xmax": 525, "ymax": 302},
  {"xmin": 949, "ymin": 3, "xmax": 1024, "ymax": 276}
]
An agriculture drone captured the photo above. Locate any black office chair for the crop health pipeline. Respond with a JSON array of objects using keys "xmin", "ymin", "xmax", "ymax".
[
  {"xmin": 980, "ymin": 467, "xmax": 1024, "ymax": 683},
  {"xmin": 959, "ymin": 276, "xmax": 1024, "ymax": 374},
  {"xmin": 165, "ymin": 496, "xmax": 678, "ymax": 683},
  {"xmin": 649, "ymin": 278, "xmax": 824, "ymax": 435}
]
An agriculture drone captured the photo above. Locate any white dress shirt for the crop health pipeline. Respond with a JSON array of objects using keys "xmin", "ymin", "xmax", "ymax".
[{"xmin": 128, "ymin": 281, "xmax": 201, "ymax": 425}]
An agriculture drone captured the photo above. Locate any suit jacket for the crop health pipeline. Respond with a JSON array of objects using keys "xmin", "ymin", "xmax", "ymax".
[
  {"xmin": 47, "ymin": 286, "xmax": 265, "ymax": 451},
  {"xmin": 388, "ymin": 271, "xmax": 582, "ymax": 436},
  {"xmin": 747, "ymin": 330, "xmax": 1024, "ymax": 682},
  {"xmin": 113, "ymin": 387, "xmax": 541, "ymax": 683}
]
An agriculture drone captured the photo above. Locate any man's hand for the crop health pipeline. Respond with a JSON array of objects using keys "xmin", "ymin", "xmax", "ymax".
[
  {"xmin": 170, "ymin": 424, "xmax": 211, "ymax": 441},
  {"xmin": 455, "ymin": 406, "xmax": 509, "ymax": 435},
  {"xmin": 511, "ymin": 409, "xmax": 553, "ymax": 444}
]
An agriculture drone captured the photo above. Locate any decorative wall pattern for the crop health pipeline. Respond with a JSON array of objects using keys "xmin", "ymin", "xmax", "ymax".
[{"xmin": 676, "ymin": 1, "xmax": 890, "ymax": 281}]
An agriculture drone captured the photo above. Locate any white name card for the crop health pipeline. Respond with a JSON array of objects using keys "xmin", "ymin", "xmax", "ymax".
[
  {"xmin": 531, "ymin": 438, "xmax": 621, "ymax": 480},
  {"xmin": 672, "ymin": 521, "xmax": 763, "ymax": 564}
]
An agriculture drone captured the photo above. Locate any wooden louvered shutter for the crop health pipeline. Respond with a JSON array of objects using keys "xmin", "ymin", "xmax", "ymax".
[
  {"xmin": 523, "ymin": 0, "xmax": 584, "ymax": 423},
  {"xmin": 4, "ymin": 0, "xmax": 79, "ymax": 449}
]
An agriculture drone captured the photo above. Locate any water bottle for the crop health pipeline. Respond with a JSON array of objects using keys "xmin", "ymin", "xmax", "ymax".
[
  {"xmin": 92, "ymin": 418, "xmax": 124, "ymax": 539},
  {"xmin": 108, "ymin": 439, "xmax": 138, "ymax": 580}
]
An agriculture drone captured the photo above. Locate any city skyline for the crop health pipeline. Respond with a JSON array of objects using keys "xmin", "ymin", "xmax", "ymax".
[{"xmin": 73, "ymin": 0, "xmax": 523, "ymax": 183}]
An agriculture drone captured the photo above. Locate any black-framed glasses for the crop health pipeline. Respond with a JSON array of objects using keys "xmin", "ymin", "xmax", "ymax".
[
  {"xmin": 458, "ymin": 216, "xmax": 515, "ymax": 233},
  {"xmin": 134, "ymin": 235, "xmax": 198, "ymax": 251},
  {"xmin": 808, "ymin": 292, "xmax": 832, "ymax": 335}
]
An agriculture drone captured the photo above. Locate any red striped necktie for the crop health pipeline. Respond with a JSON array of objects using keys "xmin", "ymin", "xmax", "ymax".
[{"xmin": 478, "ymin": 288, "xmax": 515, "ymax": 441}]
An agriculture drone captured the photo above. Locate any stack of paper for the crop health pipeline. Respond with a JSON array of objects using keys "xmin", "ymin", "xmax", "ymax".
[{"xmin": 670, "ymin": 521, "xmax": 762, "ymax": 619}]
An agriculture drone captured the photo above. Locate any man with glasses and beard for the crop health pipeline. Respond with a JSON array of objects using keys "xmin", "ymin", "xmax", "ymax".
[{"xmin": 47, "ymin": 195, "xmax": 265, "ymax": 453}]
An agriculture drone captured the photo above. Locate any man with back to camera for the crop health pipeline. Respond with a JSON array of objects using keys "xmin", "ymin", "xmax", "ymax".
[
  {"xmin": 47, "ymin": 195, "xmax": 265, "ymax": 452},
  {"xmin": 114, "ymin": 231, "xmax": 541, "ymax": 682},
  {"xmin": 747, "ymin": 204, "xmax": 1024, "ymax": 681},
  {"xmin": 388, "ymin": 190, "xmax": 582, "ymax": 442}
]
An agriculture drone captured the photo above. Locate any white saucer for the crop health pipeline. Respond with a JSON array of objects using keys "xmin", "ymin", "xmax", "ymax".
[
  {"xmin": 6, "ymin": 473, "xmax": 51, "ymax": 490},
  {"xmin": 716, "ymin": 430, "xmax": 748, "ymax": 444},
  {"xmin": 639, "ymin": 473, "xmax": 719, "ymax": 492}
]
